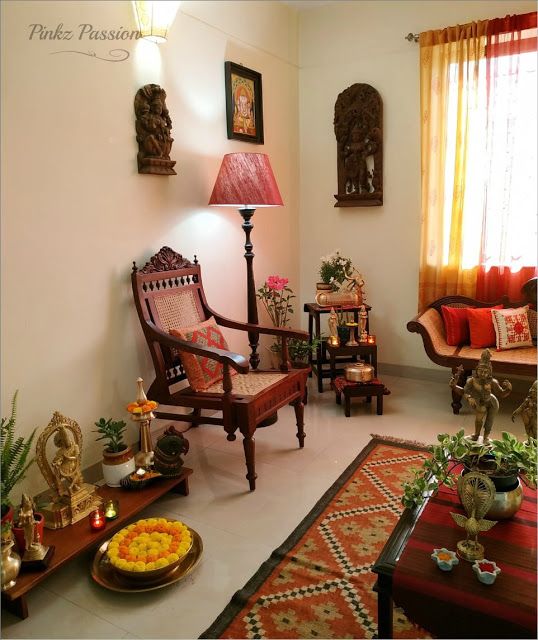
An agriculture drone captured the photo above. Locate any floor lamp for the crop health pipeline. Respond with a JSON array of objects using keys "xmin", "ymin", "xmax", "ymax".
[{"xmin": 209, "ymin": 152, "xmax": 283, "ymax": 370}]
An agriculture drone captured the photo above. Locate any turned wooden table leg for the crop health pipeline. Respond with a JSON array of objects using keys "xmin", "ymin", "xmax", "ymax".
[
  {"xmin": 377, "ymin": 392, "xmax": 383, "ymax": 415},
  {"xmin": 293, "ymin": 399, "xmax": 306, "ymax": 448},
  {"xmin": 242, "ymin": 434, "xmax": 257, "ymax": 491},
  {"xmin": 345, "ymin": 392, "xmax": 351, "ymax": 417}
]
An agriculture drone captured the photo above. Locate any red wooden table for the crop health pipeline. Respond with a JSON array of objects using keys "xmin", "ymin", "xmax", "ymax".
[{"xmin": 374, "ymin": 483, "xmax": 536, "ymax": 639}]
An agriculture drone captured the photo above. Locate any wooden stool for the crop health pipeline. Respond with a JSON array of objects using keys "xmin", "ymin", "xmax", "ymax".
[{"xmin": 332, "ymin": 377, "xmax": 390, "ymax": 417}]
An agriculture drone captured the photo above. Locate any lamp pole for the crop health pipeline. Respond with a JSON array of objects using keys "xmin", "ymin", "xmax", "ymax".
[{"xmin": 239, "ymin": 208, "xmax": 260, "ymax": 370}]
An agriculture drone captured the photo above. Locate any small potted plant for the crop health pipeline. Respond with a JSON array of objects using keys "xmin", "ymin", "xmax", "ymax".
[
  {"xmin": 319, "ymin": 250, "xmax": 353, "ymax": 291},
  {"xmin": 94, "ymin": 418, "xmax": 135, "ymax": 487},
  {"xmin": 401, "ymin": 430, "xmax": 537, "ymax": 519},
  {"xmin": 1, "ymin": 391, "xmax": 37, "ymax": 525}
]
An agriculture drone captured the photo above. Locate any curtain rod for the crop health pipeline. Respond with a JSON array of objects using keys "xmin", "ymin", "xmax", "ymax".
[{"xmin": 405, "ymin": 33, "xmax": 419, "ymax": 43}]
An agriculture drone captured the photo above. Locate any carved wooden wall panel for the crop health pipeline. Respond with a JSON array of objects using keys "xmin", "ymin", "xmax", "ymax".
[{"xmin": 334, "ymin": 83, "xmax": 383, "ymax": 207}]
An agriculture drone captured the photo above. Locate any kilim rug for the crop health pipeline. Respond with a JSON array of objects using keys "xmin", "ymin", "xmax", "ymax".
[{"xmin": 200, "ymin": 436, "xmax": 432, "ymax": 639}]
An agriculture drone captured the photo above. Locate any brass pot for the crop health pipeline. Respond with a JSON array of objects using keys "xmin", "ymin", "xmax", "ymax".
[
  {"xmin": 1, "ymin": 541, "xmax": 21, "ymax": 591},
  {"xmin": 344, "ymin": 361, "xmax": 374, "ymax": 382},
  {"xmin": 486, "ymin": 479, "xmax": 523, "ymax": 520}
]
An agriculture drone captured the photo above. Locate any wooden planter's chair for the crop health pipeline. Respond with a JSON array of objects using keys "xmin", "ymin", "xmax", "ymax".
[{"xmin": 131, "ymin": 247, "xmax": 310, "ymax": 491}]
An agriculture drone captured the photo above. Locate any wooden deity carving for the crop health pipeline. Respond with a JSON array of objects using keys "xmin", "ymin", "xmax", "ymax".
[
  {"xmin": 134, "ymin": 84, "xmax": 177, "ymax": 175},
  {"xmin": 334, "ymin": 84, "xmax": 383, "ymax": 207}
]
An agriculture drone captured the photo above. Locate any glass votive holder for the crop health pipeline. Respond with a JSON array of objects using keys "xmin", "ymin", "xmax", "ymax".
[
  {"xmin": 104, "ymin": 499, "xmax": 119, "ymax": 521},
  {"xmin": 89, "ymin": 507, "xmax": 106, "ymax": 532},
  {"xmin": 367, "ymin": 334, "xmax": 376, "ymax": 344}
]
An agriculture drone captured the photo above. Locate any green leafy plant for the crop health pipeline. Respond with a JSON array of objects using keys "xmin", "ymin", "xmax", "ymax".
[
  {"xmin": 319, "ymin": 250, "xmax": 353, "ymax": 290},
  {"xmin": 401, "ymin": 430, "xmax": 537, "ymax": 509},
  {"xmin": 93, "ymin": 418, "xmax": 128, "ymax": 453},
  {"xmin": 1, "ymin": 391, "xmax": 37, "ymax": 515}
]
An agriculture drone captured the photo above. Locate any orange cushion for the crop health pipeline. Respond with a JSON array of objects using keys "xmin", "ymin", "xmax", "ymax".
[
  {"xmin": 441, "ymin": 306, "xmax": 469, "ymax": 346},
  {"xmin": 170, "ymin": 317, "xmax": 232, "ymax": 391},
  {"xmin": 491, "ymin": 306, "xmax": 533, "ymax": 350},
  {"xmin": 467, "ymin": 306, "xmax": 503, "ymax": 349}
]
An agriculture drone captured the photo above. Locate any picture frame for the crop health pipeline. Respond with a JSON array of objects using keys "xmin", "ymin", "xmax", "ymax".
[{"xmin": 224, "ymin": 61, "xmax": 264, "ymax": 144}]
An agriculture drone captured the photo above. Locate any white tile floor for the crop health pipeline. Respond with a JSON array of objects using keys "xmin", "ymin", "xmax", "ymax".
[{"xmin": 1, "ymin": 374, "xmax": 530, "ymax": 639}]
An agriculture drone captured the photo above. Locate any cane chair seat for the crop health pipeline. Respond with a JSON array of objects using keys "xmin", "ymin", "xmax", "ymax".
[{"xmin": 131, "ymin": 247, "xmax": 310, "ymax": 491}]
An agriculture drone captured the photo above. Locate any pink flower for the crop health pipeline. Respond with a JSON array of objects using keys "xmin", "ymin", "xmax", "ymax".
[{"xmin": 266, "ymin": 275, "xmax": 288, "ymax": 291}]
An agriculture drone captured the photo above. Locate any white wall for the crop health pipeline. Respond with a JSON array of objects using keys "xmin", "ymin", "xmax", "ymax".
[
  {"xmin": 298, "ymin": 0, "xmax": 536, "ymax": 371},
  {"xmin": 0, "ymin": 0, "xmax": 299, "ymax": 500}
]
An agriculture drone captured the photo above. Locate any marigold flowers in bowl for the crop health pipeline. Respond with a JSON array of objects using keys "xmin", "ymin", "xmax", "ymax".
[
  {"xmin": 431, "ymin": 547, "xmax": 459, "ymax": 571},
  {"xmin": 472, "ymin": 559, "xmax": 501, "ymax": 585},
  {"xmin": 106, "ymin": 517, "xmax": 192, "ymax": 581}
]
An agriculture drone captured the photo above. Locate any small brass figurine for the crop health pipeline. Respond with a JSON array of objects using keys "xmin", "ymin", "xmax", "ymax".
[
  {"xmin": 17, "ymin": 494, "xmax": 49, "ymax": 562},
  {"xmin": 451, "ymin": 472, "xmax": 497, "ymax": 561},
  {"xmin": 449, "ymin": 350, "xmax": 512, "ymax": 443},
  {"xmin": 327, "ymin": 307, "xmax": 340, "ymax": 346},
  {"xmin": 35, "ymin": 412, "xmax": 102, "ymax": 529},
  {"xmin": 512, "ymin": 380, "xmax": 537, "ymax": 440},
  {"xmin": 358, "ymin": 304, "xmax": 368, "ymax": 342}
]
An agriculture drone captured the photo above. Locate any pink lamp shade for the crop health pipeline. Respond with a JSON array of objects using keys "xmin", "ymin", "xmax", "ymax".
[{"xmin": 208, "ymin": 153, "xmax": 283, "ymax": 209}]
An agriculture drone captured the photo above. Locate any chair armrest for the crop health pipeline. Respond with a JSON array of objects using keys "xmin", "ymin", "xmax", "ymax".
[
  {"xmin": 144, "ymin": 322, "xmax": 249, "ymax": 373},
  {"xmin": 209, "ymin": 310, "xmax": 309, "ymax": 341}
]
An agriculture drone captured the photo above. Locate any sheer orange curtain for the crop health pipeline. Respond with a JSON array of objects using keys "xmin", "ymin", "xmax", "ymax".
[
  {"xmin": 418, "ymin": 21, "xmax": 487, "ymax": 310},
  {"xmin": 476, "ymin": 13, "xmax": 538, "ymax": 301},
  {"xmin": 418, "ymin": 13, "xmax": 537, "ymax": 311}
]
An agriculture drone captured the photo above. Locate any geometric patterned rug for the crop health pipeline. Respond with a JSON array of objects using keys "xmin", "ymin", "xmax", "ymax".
[{"xmin": 200, "ymin": 436, "xmax": 432, "ymax": 639}]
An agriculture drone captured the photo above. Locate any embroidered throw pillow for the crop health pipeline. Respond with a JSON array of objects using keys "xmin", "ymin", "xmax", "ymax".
[
  {"xmin": 171, "ymin": 317, "xmax": 232, "ymax": 391},
  {"xmin": 441, "ymin": 306, "xmax": 470, "ymax": 346},
  {"xmin": 467, "ymin": 306, "xmax": 503, "ymax": 349},
  {"xmin": 491, "ymin": 306, "xmax": 533, "ymax": 351}
]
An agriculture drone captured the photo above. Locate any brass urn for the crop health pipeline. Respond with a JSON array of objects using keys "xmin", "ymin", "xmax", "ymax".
[{"xmin": 1, "ymin": 539, "xmax": 21, "ymax": 592}]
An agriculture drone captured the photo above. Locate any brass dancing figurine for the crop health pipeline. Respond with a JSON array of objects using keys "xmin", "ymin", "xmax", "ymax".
[{"xmin": 512, "ymin": 380, "xmax": 537, "ymax": 440}]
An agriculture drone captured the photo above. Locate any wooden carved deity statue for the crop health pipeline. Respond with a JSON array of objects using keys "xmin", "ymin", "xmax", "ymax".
[
  {"xmin": 134, "ymin": 84, "xmax": 177, "ymax": 175},
  {"xmin": 334, "ymin": 83, "xmax": 383, "ymax": 207}
]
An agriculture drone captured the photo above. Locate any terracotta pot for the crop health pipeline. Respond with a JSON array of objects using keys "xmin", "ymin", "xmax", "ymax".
[
  {"xmin": 102, "ymin": 445, "xmax": 136, "ymax": 487},
  {"xmin": 12, "ymin": 512, "xmax": 45, "ymax": 554}
]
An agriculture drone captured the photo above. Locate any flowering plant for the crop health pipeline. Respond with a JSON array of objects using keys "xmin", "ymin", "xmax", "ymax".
[
  {"xmin": 319, "ymin": 250, "xmax": 353, "ymax": 290},
  {"xmin": 257, "ymin": 275, "xmax": 295, "ymax": 327}
]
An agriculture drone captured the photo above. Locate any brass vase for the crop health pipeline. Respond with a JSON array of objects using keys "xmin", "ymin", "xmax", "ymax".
[
  {"xmin": 486, "ymin": 479, "xmax": 523, "ymax": 520},
  {"xmin": 1, "ymin": 540, "xmax": 21, "ymax": 591}
]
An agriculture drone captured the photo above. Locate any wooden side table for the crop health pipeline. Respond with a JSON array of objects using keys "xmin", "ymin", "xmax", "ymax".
[{"xmin": 303, "ymin": 302, "xmax": 371, "ymax": 392}]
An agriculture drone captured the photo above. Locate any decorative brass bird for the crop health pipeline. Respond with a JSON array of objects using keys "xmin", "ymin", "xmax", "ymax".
[{"xmin": 450, "ymin": 472, "xmax": 497, "ymax": 561}]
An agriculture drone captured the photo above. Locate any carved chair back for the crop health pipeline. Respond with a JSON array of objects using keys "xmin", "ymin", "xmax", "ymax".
[{"xmin": 131, "ymin": 248, "xmax": 211, "ymax": 388}]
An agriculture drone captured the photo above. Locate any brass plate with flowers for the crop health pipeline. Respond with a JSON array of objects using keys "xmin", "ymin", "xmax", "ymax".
[{"xmin": 91, "ymin": 526, "xmax": 203, "ymax": 593}]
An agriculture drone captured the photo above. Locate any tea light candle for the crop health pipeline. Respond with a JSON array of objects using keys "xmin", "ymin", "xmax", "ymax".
[
  {"xmin": 367, "ymin": 335, "xmax": 376, "ymax": 344},
  {"xmin": 89, "ymin": 508, "xmax": 106, "ymax": 532},
  {"xmin": 104, "ymin": 499, "xmax": 119, "ymax": 521}
]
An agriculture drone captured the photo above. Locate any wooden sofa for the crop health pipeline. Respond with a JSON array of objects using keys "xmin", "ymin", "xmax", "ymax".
[{"xmin": 407, "ymin": 295, "xmax": 537, "ymax": 413}]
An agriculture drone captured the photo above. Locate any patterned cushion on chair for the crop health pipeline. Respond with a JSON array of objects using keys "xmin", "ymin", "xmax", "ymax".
[
  {"xmin": 491, "ymin": 306, "xmax": 533, "ymax": 351},
  {"xmin": 171, "ymin": 317, "xmax": 234, "ymax": 391}
]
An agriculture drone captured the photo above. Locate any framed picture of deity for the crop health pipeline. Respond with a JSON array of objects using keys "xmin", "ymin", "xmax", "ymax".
[{"xmin": 224, "ymin": 61, "xmax": 264, "ymax": 144}]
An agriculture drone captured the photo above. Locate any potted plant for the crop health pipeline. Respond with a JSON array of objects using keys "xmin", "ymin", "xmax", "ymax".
[
  {"xmin": 1, "ymin": 391, "xmax": 37, "ymax": 524},
  {"xmin": 402, "ymin": 430, "xmax": 537, "ymax": 518},
  {"xmin": 319, "ymin": 250, "xmax": 353, "ymax": 291},
  {"xmin": 94, "ymin": 418, "xmax": 135, "ymax": 487},
  {"xmin": 336, "ymin": 308, "xmax": 352, "ymax": 344}
]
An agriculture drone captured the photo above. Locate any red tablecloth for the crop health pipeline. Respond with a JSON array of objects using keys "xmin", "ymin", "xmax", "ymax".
[{"xmin": 393, "ymin": 483, "xmax": 537, "ymax": 639}]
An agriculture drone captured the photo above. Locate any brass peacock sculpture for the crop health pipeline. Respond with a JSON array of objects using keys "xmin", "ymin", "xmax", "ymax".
[{"xmin": 450, "ymin": 472, "xmax": 497, "ymax": 561}]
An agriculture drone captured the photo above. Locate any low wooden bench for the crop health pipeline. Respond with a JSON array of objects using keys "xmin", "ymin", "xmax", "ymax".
[{"xmin": 332, "ymin": 377, "xmax": 390, "ymax": 417}]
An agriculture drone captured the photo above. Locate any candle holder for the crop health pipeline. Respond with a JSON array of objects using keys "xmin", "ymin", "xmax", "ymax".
[
  {"xmin": 345, "ymin": 322, "xmax": 359, "ymax": 347},
  {"xmin": 367, "ymin": 334, "xmax": 376, "ymax": 345},
  {"xmin": 89, "ymin": 508, "xmax": 106, "ymax": 532},
  {"xmin": 126, "ymin": 377, "xmax": 159, "ymax": 469},
  {"xmin": 104, "ymin": 499, "xmax": 119, "ymax": 521}
]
